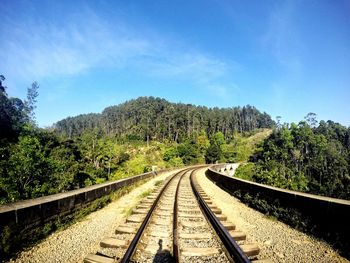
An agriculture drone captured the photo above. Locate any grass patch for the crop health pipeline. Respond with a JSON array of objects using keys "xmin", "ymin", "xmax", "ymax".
[
  {"xmin": 123, "ymin": 207, "xmax": 134, "ymax": 217},
  {"xmin": 154, "ymin": 179, "xmax": 164, "ymax": 187},
  {"xmin": 138, "ymin": 189, "xmax": 152, "ymax": 199},
  {"xmin": 263, "ymin": 214, "xmax": 277, "ymax": 221},
  {"xmin": 227, "ymin": 129, "xmax": 272, "ymax": 162}
]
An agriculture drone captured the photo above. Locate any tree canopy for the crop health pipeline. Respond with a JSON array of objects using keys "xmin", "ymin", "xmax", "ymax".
[
  {"xmin": 54, "ymin": 97, "xmax": 275, "ymax": 141},
  {"xmin": 1, "ymin": 75, "xmax": 348, "ymax": 205},
  {"xmin": 236, "ymin": 115, "xmax": 350, "ymax": 200}
]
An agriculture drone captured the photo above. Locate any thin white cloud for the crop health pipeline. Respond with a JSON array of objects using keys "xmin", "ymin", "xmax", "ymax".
[
  {"xmin": 206, "ymin": 84, "xmax": 230, "ymax": 100},
  {"xmin": 140, "ymin": 52, "xmax": 230, "ymax": 84},
  {"xmin": 262, "ymin": 0, "xmax": 304, "ymax": 74},
  {"xmin": 1, "ymin": 5, "xmax": 237, "ymax": 99},
  {"xmin": 1, "ymin": 9, "xmax": 151, "ymax": 79}
]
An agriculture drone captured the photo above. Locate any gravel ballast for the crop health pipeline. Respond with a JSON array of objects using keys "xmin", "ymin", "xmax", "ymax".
[
  {"xmin": 195, "ymin": 167, "xmax": 349, "ymax": 263},
  {"xmin": 10, "ymin": 170, "xmax": 177, "ymax": 263},
  {"xmin": 9, "ymin": 167, "xmax": 349, "ymax": 263}
]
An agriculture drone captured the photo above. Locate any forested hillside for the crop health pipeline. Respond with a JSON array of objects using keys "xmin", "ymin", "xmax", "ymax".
[
  {"xmin": 236, "ymin": 114, "xmax": 350, "ymax": 200},
  {"xmin": 0, "ymin": 76, "xmax": 273, "ymax": 205},
  {"xmin": 54, "ymin": 97, "xmax": 274, "ymax": 141},
  {"xmin": 2, "ymin": 74, "xmax": 348, "ymax": 204}
]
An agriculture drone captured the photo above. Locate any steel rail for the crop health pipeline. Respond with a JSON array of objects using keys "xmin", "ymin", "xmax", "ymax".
[
  {"xmin": 172, "ymin": 169, "xmax": 188, "ymax": 262},
  {"xmin": 190, "ymin": 169, "xmax": 251, "ymax": 263},
  {"xmin": 120, "ymin": 168, "xmax": 189, "ymax": 263}
]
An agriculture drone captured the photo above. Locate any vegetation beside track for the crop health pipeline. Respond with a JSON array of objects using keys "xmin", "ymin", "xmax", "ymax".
[
  {"xmin": 235, "ymin": 116, "xmax": 350, "ymax": 200},
  {"xmin": 0, "ymin": 76, "xmax": 273, "ymax": 205}
]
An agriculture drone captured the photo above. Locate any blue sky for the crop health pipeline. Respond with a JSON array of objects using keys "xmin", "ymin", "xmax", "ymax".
[{"xmin": 1, "ymin": 0, "xmax": 350, "ymax": 127}]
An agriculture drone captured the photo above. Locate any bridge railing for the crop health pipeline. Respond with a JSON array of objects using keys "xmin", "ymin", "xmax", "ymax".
[
  {"xmin": 206, "ymin": 164, "xmax": 350, "ymax": 258},
  {"xmin": 0, "ymin": 171, "xmax": 164, "ymax": 229},
  {"xmin": 0, "ymin": 169, "xmax": 174, "ymax": 260}
]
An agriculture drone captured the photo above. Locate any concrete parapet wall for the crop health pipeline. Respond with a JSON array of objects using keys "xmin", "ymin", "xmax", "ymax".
[
  {"xmin": 206, "ymin": 164, "xmax": 350, "ymax": 254},
  {"xmin": 0, "ymin": 171, "xmax": 159, "ymax": 229}
]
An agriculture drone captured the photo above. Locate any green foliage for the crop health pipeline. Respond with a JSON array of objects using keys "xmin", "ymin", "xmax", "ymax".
[
  {"xmin": 163, "ymin": 142, "xmax": 199, "ymax": 166},
  {"xmin": 2, "ymin": 73, "xmax": 348, "ymax": 206},
  {"xmin": 0, "ymin": 225, "xmax": 12, "ymax": 255},
  {"xmin": 7, "ymin": 135, "xmax": 50, "ymax": 200},
  {"xmin": 212, "ymin": 131, "xmax": 225, "ymax": 146},
  {"xmin": 205, "ymin": 141, "xmax": 222, "ymax": 163},
  {"xmin": 139, "ymin": 189, "xmax": 152, "ymax": 199},
  {"xmin": 118, "ymin": 152, "xmax": 130, "ymax": 164},
  {"xmin": 230, "ymin": 189, "xmax": 309, "ymax": 232},
  {"xmin": 24, "ymin": 82, "xmax": 39, "ymax": 123},
  {"xmin": 55, "ymin": 97, "xmax": 274, "ymax": 140},
  {"xmin": 0, "ymin": 128, "xmax": 86, "ymax": 204},
  {"xmin": 177, "ymin": 140, "xmax": 200, "ymax": 164},
  {"xmin": 235, "ymin": 162, "xmax": 255, "ymax": 180},
  {"xmin": 154, "ymin": 180, "xmax": 164, "ymax": 187},
  {"xmin": 0, "ymin": 78, "xmax": 275, "ymax": 204},
  {"xmin": 204, "ymin": 131, "xmax": 226, "ymax": 163},
  {"xmin": 227, "ymin": 129, "xmax": 272, "ymax": 162},
  {"xmin": 196, "ymin": 131, "xmax": 210, "ymax": 154},
  {"xmin": 0, "ymin": 76, "xmax": 28, "ymax": 142},
  {"xmin": 165, "ymin": 156, "xmax": 184, "ymax": 168},
  {"xmin": 249, "ymin": 116, "xmax": 350, "ymax": 199},
  {"xmin": 163, "ymin": 146, "xmax": 178, "ymax": 161}
]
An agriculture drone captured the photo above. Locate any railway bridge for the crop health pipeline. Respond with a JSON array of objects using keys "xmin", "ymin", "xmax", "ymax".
[{"xmin": 1, "ymin": 165, "xmax": 349, "ymax": 263}]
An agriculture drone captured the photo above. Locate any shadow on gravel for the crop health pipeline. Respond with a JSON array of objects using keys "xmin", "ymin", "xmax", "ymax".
[{"xmin": 153, "ymin": 239, "xmax": 174, "ymax": 263}]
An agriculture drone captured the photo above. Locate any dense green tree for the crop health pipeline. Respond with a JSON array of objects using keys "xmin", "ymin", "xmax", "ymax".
[
  {"xmin": 205, "ymin": 142, "xmax": 222, "ymax": 164},
  {"xmin": 0, "ymin": 76, "xmax": 27, "ymax": 142},
  {"xmin": 5, "ymin": 135, "xmax": 51, "ymax": 200},
  {"xmin": 177, "ymin": 140, "xmax": 199, "ymax": 165},
  {"xmin": 248, "ymin": 120, "xmax": 350, "ymax": 199},
  {"xmin": 55, "ymin": 97, "xmax": 274, "ymax": 141},
  {"xmin": 1, "ymin": 76, "xmax": 348, "ymax": 204},
  {"xmin": 211, "ymin": 131, "xmax": 225, "ymax": 146},
  {"xmin": 204, "ymin": 131, "xmax": 227, "ymax": 164},
  {"xmin": 24, "ymin": 82, "xmax": 39, "ymax": 123},
  {"xmin": 196, "ymin": 130, "xmax": 210, "ymax": 155},
  {"xmin": 0, "ymin": 75, "xmax": 5, "ymax": 93}
]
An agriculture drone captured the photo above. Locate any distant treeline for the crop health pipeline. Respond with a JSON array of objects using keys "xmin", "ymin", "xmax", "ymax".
[
  {"xmin": 54, "ymin": 97, "xmax": 274, "ymax": 141},
  {"xmin": 236, "ymin": 113, "xmax": 350, "ymax": 200},
  {"xmin": 2, "ymin": 73, "xmax": 349, "ymax": 204},
  {"xmin": 1, "ymin": 75, "xmax": 273, "ymax": 205}
]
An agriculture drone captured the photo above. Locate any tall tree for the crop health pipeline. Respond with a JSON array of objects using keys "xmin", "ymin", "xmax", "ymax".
[
  {"xmin": 305, "ymin": 112, "xmax": 318, "ymax": 128},
  {"xmin": 25, "ymin": 82, "xmax": 39, "ymax": 123},
  {"xmin": 250, "ymin": 119, "xmax": 350, "ymax": 199},
  {"xmin": 54, "ymin": 97, "xmax": 275, "ymax": 141},
  {"xmin": 0, "ymin": 76, "xmax": 26, "ymax": 141}
]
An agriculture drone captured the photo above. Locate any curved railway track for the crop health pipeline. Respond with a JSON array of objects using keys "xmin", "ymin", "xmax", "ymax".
[{"xmin": 84, "ymin": 167, "xmax": 271, "ymax": 263}]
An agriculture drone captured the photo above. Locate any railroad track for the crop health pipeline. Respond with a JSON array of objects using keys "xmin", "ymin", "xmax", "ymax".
[{"xmin": 84, "ymin": 167, "xmax": 271, "ymax": 263}]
